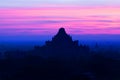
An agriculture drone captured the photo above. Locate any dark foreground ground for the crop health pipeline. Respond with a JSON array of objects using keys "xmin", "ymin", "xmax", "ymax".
[{"xmin": 0, "ymin": 48, "xmax": 120, "ymax": 80}]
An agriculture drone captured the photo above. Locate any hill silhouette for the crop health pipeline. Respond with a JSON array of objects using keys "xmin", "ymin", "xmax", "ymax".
[{"xmin": 0, "ymin": 28, "xmax": 120, "ymax": 80}]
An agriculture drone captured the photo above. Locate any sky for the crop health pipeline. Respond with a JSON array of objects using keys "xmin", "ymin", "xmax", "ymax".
[
  {"xmin": 0, "ymin": 0, "xmax": 120, "ymax": 7},
  {"xmin": 0, "ymin": 0, "xmax": 120, "ymax": 41}
]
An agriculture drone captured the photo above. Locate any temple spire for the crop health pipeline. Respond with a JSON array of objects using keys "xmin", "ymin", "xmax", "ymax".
[{"xmin": 57, "ymin": 27, "xmax": 67, "ymax": 35}]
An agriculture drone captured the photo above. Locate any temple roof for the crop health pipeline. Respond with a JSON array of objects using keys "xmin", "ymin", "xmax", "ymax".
[{"xmin": 52, "ymin": 28, "xmax": 72, "ymax": 43}]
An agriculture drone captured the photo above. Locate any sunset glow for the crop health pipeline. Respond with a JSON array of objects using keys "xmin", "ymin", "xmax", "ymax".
[{"xmin": 0, "ymin": 7, "xmax": 120, "ymax": 36}]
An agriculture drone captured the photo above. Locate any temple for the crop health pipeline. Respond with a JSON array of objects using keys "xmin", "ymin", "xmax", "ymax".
[
  {"xmin": 34, "ymin": 27, "xmax": 90, "ymax": 57},
  {"xmin": 46, "ymin": 28, "xmax": 79, "ymax": 48}
]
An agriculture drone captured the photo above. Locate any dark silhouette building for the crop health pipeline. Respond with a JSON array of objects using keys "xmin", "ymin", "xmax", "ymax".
[
  {"xmin": 34, "ymin": 27, "xmax": 90, "ymax": 57},
  {"xmin": 46, "ymin": 28, "xmax": 79, "ymax": 48}
]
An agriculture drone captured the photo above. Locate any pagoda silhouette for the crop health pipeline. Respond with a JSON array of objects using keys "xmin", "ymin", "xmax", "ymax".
[
  {"xmin": 46, "ymin": 28, "xmax": 79, "ymax": 48},
  {"xmin": 34, "ymin": 28, "xmax": 89, "ymax": 57}
]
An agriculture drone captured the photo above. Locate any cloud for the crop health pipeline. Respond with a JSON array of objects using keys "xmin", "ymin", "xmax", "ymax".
[
  {"xmin": 0, "ymin": 12, "xmax": 120, "ymax": 35},
  {"xmin": 0, "ymin": 20, "xmax": 66, "ymax": 26}
]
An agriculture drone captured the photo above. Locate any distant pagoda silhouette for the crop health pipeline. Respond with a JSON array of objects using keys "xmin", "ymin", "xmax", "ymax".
[
  {"xmin": 46, "ymin": 28, "xmax": 78, "ymax": 48},
  {"xmin": 34, "ymin": 27, "xmax": 89, "ymax": 56}
]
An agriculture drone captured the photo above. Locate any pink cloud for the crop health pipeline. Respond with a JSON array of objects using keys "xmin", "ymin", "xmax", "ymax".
[{"xmin": 0, "ymin": 7, "xmax": 120, "ymax": 36}]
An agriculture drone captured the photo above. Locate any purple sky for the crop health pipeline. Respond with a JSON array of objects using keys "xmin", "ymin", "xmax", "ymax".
[{"xmin": 0, "ymin": 0, "xmax": 120, "ymax": 42}]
